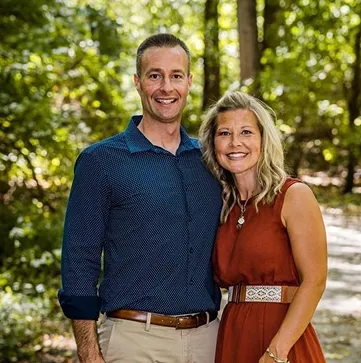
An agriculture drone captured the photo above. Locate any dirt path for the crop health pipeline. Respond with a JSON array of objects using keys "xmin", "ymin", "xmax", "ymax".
[{"xmin": 312, "ymin": 211, "xmax": 361, "ymax": 362}]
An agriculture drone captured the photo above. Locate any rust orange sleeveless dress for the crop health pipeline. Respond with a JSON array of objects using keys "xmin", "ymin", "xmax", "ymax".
[{"xmin": 213, "ymin": 178, "xmax": 326, "ymax": 363}]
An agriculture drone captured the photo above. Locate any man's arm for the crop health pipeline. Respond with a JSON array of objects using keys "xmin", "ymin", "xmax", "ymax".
[
  {"xmin": 59, "ymin": 149, "xmax": 111, "ymax": 357},
  {"xmin": 72, "ymin": 320, "xmax": 105, "ymax": 363}
]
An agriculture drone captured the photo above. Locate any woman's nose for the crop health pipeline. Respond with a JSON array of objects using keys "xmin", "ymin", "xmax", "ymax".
[{"xmin": 230, "ymin": 135, "xmax": 242, "ymax": 146}]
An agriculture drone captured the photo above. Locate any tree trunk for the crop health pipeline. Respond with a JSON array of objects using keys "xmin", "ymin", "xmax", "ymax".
[
  {"xmin": 237, "ymin": 0, "xmax": 261, "ymax": 96},
  {"xmin": 203, "ymin": 0, "xmax": 220, "ymax": 110},
  {"xmin": 263, "ymin": 0, "xmax": 280, "ymax": 53},
  {"xmin": 344, "ymin": 24, "xmax": 361, "ymax": 194}
]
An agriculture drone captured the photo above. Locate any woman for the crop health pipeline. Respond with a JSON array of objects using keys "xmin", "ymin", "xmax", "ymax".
[{"xmin": 199, "ymin": 91, "xmax": 327, "ymax": 363}]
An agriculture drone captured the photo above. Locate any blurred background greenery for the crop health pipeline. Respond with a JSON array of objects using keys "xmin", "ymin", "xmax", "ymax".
[{"xmin": 1, "ymin": 0, "xmax": 360, "ymax": 361}]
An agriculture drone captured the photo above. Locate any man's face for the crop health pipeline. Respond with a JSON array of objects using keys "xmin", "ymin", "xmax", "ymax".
[{"xmin": 134, "ymin": 46, "xmax": 193, "ymax": 124}]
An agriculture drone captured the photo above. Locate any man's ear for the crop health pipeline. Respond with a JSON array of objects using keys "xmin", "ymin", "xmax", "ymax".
[
  {"xmin": 134, "ymin": 73, "xmax": 141, "ymax": 92},
  {"xmin": 188, "ymin": 73, "xmax": 193, "ymax": 88}
]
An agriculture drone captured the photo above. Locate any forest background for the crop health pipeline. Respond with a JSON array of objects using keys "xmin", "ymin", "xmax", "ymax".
[{"xmin": 1, "ymin": 0, "xmax": 361, "ymax": 361}]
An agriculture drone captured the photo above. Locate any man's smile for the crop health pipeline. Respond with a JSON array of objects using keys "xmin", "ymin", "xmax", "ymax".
[{"xmin": 155, "ymin": 97, "xmax": 177, "ymax": 104}]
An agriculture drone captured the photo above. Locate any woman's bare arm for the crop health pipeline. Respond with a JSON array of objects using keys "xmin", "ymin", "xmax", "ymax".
[{"xmin": 259, "ymin": 182, "xmax": 327, "ymax": 362}]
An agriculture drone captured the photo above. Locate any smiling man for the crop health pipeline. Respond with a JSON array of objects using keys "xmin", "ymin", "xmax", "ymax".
[{"xmin": 58, "ymin": 33, "xmax": 222, "ymax": 363}]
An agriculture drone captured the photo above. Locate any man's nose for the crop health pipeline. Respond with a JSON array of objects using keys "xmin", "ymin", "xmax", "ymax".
[{"xmin": 160, "ymin": 77, "xmax": 173, "ymax": 92}]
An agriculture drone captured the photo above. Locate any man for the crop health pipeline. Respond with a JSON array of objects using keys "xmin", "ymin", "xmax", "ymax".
[{"xmin": 58, "ymin": 33, "xmax": 222, "ymax": 363}]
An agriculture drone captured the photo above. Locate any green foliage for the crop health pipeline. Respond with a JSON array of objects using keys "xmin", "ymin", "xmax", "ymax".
[
  {"xmin": 0, "ymin": 0, "xmax": 130, "ymax": 359},
  {"xmin": 257, "ymin": 0, "xmax": 361, "ymax": 177},
  {"xmin": 0, "ymin": 287, "xmax": 67, "ymax": 361}
]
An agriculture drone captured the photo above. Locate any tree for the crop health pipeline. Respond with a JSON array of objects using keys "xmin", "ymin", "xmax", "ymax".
[
  {"xmin": 344, "ymin": 13, "xmax": 361, "ymax": 193},
  {"xmin": 237, "ymin": 0, "xmax": 261, "ymax": 95},
  {"xmin": 203, "ymin": 0, "xmax": 221, "ymax": 110}
]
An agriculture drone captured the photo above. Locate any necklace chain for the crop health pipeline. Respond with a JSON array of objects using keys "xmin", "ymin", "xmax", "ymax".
[{"xmin": 237, "ymin": 195, "xmax": 251, "ymax": 229}]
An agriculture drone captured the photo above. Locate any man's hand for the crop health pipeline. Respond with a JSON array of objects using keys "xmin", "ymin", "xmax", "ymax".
[{"xmin": 72, "ymin": 320, "xmax": 105, "ymax": 363}]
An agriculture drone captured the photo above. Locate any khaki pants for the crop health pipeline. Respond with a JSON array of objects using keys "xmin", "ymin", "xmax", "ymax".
[{"xmin": 98, "ymin": 315, "xmax": 219, "ymax": 363}]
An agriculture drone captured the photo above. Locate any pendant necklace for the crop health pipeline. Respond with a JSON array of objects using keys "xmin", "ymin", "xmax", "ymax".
[{"xmin": 237, "ymin": 195, "xmax": 251, "ymax": 229}]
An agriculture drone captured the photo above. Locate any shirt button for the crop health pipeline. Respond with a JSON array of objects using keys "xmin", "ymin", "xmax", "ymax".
[
  {"xmin": 189, "ymin": 247, "xmax": 194, "ymax": 253},
  {"xmin": 190, "ymin": 279, "xmax": 194, "ymax": 285}
]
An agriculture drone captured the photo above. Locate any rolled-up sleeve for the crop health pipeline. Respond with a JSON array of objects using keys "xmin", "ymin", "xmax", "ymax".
[{"xmin": 59, "ymin": 149, "xmax": 111, "ymax": 320}]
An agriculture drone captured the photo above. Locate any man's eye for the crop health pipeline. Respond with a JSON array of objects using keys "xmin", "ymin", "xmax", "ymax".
[
  {"xmin": 173, "ymin": 74, "xmax": 183, "ymax": 79},
  {"xmin": 149, "ymin": 74, "xmax": 161, "ymax": 79}
]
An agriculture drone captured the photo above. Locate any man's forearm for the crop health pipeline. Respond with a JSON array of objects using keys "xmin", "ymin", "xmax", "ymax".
[{"xmin": 72, "ymin": 320, "xmax": 104, "ymax": 363}]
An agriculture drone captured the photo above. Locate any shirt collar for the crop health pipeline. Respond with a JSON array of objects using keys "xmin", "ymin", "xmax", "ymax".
[{"xmin": 124, "ymin": 115, "xmax": 199, "ymax": 154}]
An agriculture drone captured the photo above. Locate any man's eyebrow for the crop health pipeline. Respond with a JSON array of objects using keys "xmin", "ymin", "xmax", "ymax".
[
  {"xmin": 171, "ymin": 69, "xmax": 187, "ymax": 74},
  {"xmin": 145, "ymin": 68, "xmax": 187, "ymax": 74},
  {"xmin": 145, "ymin": 68, "xmax": 162, "ymax": 74}
]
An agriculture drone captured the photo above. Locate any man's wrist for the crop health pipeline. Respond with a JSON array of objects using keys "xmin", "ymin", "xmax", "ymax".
[{"xmin": 78, "ymin": 348, "xmax": 104, "ymax": 363}]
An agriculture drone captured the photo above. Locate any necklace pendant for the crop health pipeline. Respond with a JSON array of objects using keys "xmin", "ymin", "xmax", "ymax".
[{"xmin": 237, "ymin": 216, "xmax": 245, "ymax": 228}]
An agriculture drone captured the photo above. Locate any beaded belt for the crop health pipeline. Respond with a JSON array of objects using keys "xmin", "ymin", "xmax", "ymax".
[{"xmin": 228, "ymin": 284, "xmax": 298, "ymax": 304}]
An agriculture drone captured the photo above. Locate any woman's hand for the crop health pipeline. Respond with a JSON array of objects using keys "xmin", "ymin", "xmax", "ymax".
[
  {"xmin": 259, "ymin": 351, "xmax": 273, "ymax": 363},
  {"xmin": 259, "ymin": 349, "xmax": 289, "ymax": 363}
]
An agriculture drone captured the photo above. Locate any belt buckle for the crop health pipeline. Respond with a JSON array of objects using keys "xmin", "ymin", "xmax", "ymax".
[
  {"xmin": 245, "ymin": 285, "xmax": 282, "ymax": 302},
  {"xmin": 175, "ymin": 316, "xmax": 185, "ymax": 329}
]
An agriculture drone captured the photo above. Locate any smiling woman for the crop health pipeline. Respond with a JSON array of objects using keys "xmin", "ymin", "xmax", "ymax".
[
  {"xmin": 200, "ymin": 91, "xmax": 287, "ymax": 221},
  {"xmin": 199, "ymin": 91, "xmax": 328, "ymax": 363}
]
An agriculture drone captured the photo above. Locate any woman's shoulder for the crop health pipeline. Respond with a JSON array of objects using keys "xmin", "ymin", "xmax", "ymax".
[
  {"xmin": 282, "ymin": 177, "xmax": 315, "ymax": 195},
  {"xmin": 280, "ymin": 177, "xmax": 303, "ymax": 193},
  {"xmin": 274, "ymin": 177, "xmax": 313, "ymax": 213},
  {"xmin": 282, "ymin": 178, "xmax": 318, "ymax": 213}
]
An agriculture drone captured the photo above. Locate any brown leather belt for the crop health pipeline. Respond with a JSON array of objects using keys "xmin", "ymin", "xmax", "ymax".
[
  {"xmin": 229, "ymin": 284, "xmax": 298, "ymax": 304},
  {"xmin": 107, "ymin": 309, "xmax": 217, "ymax": 329}
]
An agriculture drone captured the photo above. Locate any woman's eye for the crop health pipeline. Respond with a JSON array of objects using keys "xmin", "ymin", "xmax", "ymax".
[
  {"xmin": 218, "ymin": 131, "xmax": 230, "ymax": 136},
  {"xmin": 242, "ymin": 130, "xmax": 252, "ymax": 135}
]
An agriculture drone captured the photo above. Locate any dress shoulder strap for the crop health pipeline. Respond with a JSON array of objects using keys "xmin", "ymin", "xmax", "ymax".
[
  {"xmin": 281, "ymin": 177, "xmax": 302, "ymax": 193},
  {"xmin": 274, "ymin": 177, "xmax": 303, "ymax": 214}
]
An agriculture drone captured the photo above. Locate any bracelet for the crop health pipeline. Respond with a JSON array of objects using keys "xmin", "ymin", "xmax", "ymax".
[{"xmin": 266, "ymin": 347, "xmax": 290, "ymax": 363}]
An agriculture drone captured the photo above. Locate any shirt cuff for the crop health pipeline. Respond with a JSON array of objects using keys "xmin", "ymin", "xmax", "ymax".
[{"xmin": 58, "ymin": 289, "xmax": 101, "ymax": 320}]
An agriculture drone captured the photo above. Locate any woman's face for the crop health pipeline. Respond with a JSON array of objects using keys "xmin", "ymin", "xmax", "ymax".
[{"xmin": 214, "ymin": 109, "xmax": 262, "ymax": 177}]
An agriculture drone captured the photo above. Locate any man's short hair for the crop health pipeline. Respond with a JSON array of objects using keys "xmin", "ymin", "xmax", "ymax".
[{"xmin": 136, "ymin": 33, "xmax": 191, "ymax": 76}]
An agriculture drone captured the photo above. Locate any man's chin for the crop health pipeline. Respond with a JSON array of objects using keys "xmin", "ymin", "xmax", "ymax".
[{"xmin": 155, "ymin": 112, "xmax": 182, "ymax": 123}]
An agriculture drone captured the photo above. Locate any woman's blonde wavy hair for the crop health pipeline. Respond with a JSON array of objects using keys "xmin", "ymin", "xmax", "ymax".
[{"xmin": 199, "ymin": 91, "xmax": 288, "ymax": 224}]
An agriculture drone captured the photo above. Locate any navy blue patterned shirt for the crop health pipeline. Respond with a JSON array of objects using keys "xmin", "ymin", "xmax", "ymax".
[{"xmin": 58, "ymin": 115, "xmax": 222, "ymax": 320}]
